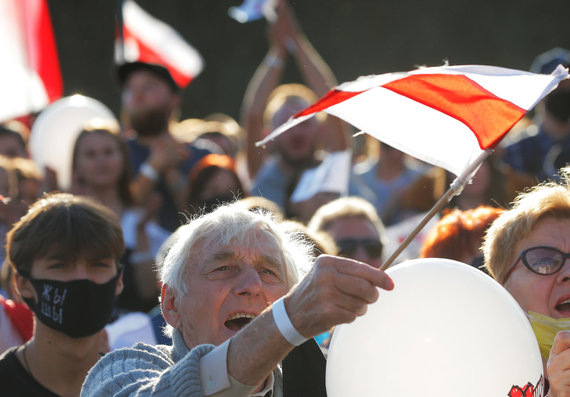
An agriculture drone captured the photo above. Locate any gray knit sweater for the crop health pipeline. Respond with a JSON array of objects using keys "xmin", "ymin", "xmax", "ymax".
[{"xmin": 80, "ymin": 330, "xmax": 283, "ymax": 397}]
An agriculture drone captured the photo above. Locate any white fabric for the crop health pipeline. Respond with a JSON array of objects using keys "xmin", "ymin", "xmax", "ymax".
[
  {"xmin": 0, "ymin": 0, "xmax": 50, "ymax": 121},
  {"xmin": 200, "ymin": 339, "xmax": 275, "ymax": 397},
  {"xmin": 291, "ymin": 150, "xmax": 351, "ymax": 203},
  {"xmin": 105, "ymin": 311, "xmax": 157, "ymax": 351},
  {"xmin": 120, "ymin": 0, "xmax": 204, "ymax": 80},
  {"xmin": 257, "ymin": 65, "xmax": 569, "ymax": 177},
  {"xmin": 121, "ymin": 209, "xmax": 171, "ymax": 259}
]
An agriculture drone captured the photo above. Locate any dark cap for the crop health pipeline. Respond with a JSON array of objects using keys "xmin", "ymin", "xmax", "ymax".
[
  {"xmin": 117, "ymin": 61, "xmax": 180, "ymax": 92},
  {"xmin": 530, "ymin": 47, "xmax": 570, "ymax": 75}
]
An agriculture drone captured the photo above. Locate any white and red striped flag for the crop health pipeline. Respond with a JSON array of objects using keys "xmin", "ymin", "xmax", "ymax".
[
  {"xmin": 117, "ymin": 0, "xmax": 204, "ymax": 89},
  {"xmin": 0, "ymin": 0, "xmax": 63, "ymax": 122},
  {"xmin": 257, "ymin": 64, "xmax": 569, "ymax": 177}
]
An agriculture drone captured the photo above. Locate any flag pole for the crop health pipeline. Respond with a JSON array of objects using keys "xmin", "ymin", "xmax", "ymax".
[{"xmin": 380, "ymin": 149, "xmax": 493, "ymax": 271}]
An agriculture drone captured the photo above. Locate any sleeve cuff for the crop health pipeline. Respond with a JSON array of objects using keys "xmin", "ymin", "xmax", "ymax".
[{"xmin": 200, "ymin": 339, "xmax": 257, "ymax": 396}]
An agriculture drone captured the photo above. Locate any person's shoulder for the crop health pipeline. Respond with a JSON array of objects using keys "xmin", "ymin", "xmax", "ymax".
[
  {"xmin": 0, "ymin": 345, "xmax": 18, "ymax": 366},
  {"xmin": 0, "ymin": 346, "xmax": 59, "ymax": 396},
  {"xmin": 108, "ymin": 341, "xmax": 173, "ymax": 364},
  {"xmin": 253, "ymin": 156, "xmax": 284, "ymax": 182},
  {"xmin": 353, "ymin": 159, "xmax": 377, "ymax": 176},
  {"xmin": 85, "ymin": 343, "xmax": 174, "ymax": 385}
]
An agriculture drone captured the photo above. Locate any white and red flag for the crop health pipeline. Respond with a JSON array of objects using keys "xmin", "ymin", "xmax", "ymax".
[
  {"xmin": 117, "ymin": 0, "xmax": 204, "ymax": 89},
  {"xmin": 257, "ymin": 64, "xmax": 569, "ymax": 177},
  {"xmin": 0, "ymin": 0, "xmax": 63, "ymax": 122}
]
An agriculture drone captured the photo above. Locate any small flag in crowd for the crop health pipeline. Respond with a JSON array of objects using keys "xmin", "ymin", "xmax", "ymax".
[
  {"xmin": 228, "ymin": 0, "xmax": 277, "ymax": 23},
  {"xmin": 0, "ymin": 0, "xmax": 63, "ymax": 122},
  {"xmin": 257, "ymin": 64, "xmax": 569, "ymax": 177},
  {"xmin": 290, "ymin": 150, "xmax": 352, "ymax": 203},
  {"xmin": 117, "ymin": 0, "xmax": 204, "ymax": 89}
]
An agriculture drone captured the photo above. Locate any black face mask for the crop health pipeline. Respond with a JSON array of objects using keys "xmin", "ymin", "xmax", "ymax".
[{"xmin": 21, "ymin": 272, "xmax": 121, "ymax": 338}]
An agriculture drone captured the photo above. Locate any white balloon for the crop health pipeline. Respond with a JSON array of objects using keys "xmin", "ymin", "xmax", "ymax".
[
  {"xmin": 326, "ymin": 258, "xmax": 545, "ymax": 397},
  {"xmin": 29, "ymin": 95, "xmax": 117, "ymax": 191}
]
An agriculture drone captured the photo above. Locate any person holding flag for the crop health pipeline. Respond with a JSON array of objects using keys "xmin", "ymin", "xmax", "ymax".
[{"xmin": 81, "ymin": 201, "xmax": 394, "ymax": 397}]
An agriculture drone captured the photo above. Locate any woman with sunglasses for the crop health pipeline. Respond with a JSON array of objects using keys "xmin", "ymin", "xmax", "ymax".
[
  {"xmin": 482, "ymin": 166, "xmax": 570, "ymax": 396},
  {"xmin": 308, "ymin": 196, "xmax": 386, "ymax": 269}
]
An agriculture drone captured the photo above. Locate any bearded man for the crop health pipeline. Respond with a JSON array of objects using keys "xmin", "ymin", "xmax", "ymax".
[{"xmin": 119, "ymin": 62, "xmax": 214, "ymax": 231}]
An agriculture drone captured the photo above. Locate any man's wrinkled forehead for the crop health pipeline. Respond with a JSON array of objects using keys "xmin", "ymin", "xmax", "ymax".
[{"xmin": 191, "ymin": 233, "xmax": 286, "ymax": 270}]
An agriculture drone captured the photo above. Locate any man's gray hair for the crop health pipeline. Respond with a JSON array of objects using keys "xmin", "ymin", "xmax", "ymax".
[{"xmin": 160, "ymin": 201, "xmax": 314, "ymax": 300}]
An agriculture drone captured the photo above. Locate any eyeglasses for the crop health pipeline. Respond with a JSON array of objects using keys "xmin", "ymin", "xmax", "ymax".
[
  {"xmin": 503, "ymin": 246, "xmax": 570, "ymax": 283},
  {"xmin": 336, "ymin": 238, "xmax": 383, "ymax": 259}
]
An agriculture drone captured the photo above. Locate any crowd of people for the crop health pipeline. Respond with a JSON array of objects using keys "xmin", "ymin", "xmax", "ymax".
[{"xmin": 0, "ymin": 0, "xmax": 569, "ymax": 395}]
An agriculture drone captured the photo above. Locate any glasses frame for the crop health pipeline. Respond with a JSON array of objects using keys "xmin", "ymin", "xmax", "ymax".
[
  {"xmin": 503, "ymin": 246, "xmax": 570, "ymax": 283},
  {"xmin": 336, "ymin": 237, "xmax": 383, "ymax": 259}
]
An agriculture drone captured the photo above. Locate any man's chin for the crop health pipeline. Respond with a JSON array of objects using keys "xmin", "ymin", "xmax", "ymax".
[{"xmin": 129, "ymin": 110, "xmax": 169, "ymax": 137}]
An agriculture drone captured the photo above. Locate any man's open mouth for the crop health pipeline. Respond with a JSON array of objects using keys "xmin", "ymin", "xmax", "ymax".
[{"xmin": 224, "ymin": 313, "xmax": 256, "ymax": 332}]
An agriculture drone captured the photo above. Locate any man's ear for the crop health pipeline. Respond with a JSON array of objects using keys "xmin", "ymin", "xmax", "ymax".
[
  {"xmin": 115, "ymin": 271, "xmax": 124, "ymax": 296},
  {"xmin": 161, "ymin": 284, "xmax": 180, "ymax": 329},
  {"xmin": 13, "ymin": 272, "xmax": 36, "ymax": 302}
]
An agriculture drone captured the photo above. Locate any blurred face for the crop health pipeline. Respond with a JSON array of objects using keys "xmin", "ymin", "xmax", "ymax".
[
  {"xmin": 272, "ymin": 98, "xmax": 319, "ymax": 166},
  {"xmin": 326, "ymin": 215, "xmax": 383, "ymax": 268},
  {"xmin": 74, "ymin": 133, "xmax": 124, "ymax": 188},
  {"xmin": 121, "ymin": 70, "xmax": 178, "ymax": 136},
  {"xmin": 0, "ymin": 135, "xmax": 26, "ymax": 158},
  {"xmin": 199, "ymin": 169, "xmax": 241, "ymax": 201},
  {"xmin": 172, "ymin": 231, "xmax": 289, "ymax": 348},
  {"xmin": 504, "ymin": 217, "xmax": 570, "ymax": 318}
]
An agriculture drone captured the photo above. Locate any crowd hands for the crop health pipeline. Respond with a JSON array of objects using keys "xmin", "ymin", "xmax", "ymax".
[{"xmin": 0, "ymin": 0, "xmax": 568, "ymax": 395}]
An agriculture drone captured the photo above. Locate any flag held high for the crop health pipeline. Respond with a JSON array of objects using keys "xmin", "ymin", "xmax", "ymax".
[
  {"xmin": 257, "ymin": 64, "xmax": 569, "ymax": 267},
  {"xmin": 257, "ymin": 64, "xmax": 569, "ymax": 177}
]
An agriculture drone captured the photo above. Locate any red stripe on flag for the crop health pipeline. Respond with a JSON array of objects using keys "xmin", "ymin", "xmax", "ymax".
[
  {"xmin": 383, "ymin": 74, "xmax": 526, "ymax": 149},
  {"xmin": 295, "ymin": 89, "xmax": 364, "ymax": 118},
  {"xmin": 23, "ymin": 0, "xmax": 63, "ymax": 102},
  {"xmin": 123, "ymin": 26, "xmax": 193, "ymax": 88}
]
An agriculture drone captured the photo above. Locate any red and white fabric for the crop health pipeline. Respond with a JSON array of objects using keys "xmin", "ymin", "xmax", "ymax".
[
  {"xmin": 118, "ymin": 0, "xmax": 204, "ymax": 89},
  {"xmin": 0, "ymin": 0, "xmax": 63, "ymax": 122},
  {"xmin": 257, "ymin": 64, "xmax": 569, "ymax": 176}
]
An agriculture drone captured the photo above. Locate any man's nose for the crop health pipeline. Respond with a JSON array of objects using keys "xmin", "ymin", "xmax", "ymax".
[
  {"xmin": 234, "ymin": 267, "xmax": 262, "ymax": 296},
  {"xmin": 72, "ymin": 263, "xmax": 89, "ymax": 280}
]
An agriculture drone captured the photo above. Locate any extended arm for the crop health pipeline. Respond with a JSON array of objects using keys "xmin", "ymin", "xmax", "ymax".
[{"xmin": 226, "ymin": 255, "xmax": 393, "ymax": 387}]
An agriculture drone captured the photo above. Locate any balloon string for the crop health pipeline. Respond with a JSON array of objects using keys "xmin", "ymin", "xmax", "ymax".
[{"xmin": 380, "ymin": 149, "xmax": 492, "ymax": 271}]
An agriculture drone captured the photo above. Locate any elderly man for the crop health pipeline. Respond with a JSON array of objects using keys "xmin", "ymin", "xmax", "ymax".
[{"xmin": 81, "ymin": 202, "xmax": 393, "ymax": 397}]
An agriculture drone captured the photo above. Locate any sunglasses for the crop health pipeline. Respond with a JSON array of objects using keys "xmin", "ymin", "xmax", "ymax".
[
  {"xmin": 503, "ymin": 246, "xmax": 570, "ymax": 283},
  {"xmin": 336, "ymin": 238, "xmax": 383, "ymax": 259}
]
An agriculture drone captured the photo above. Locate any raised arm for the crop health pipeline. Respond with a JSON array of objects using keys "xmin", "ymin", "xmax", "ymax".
[
  {"xmin": 273, "ymin": 0, "xmax": 349, "ymax": 153},
  {"xmin": 241, "ymin": 21, "xmax": 288, "ymax": 180}
]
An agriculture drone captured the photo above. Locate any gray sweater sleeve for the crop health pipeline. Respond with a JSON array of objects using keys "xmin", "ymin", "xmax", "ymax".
[{"xmin": 81, "ymin": 343, "xmax": 216, "ymax": 397}]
